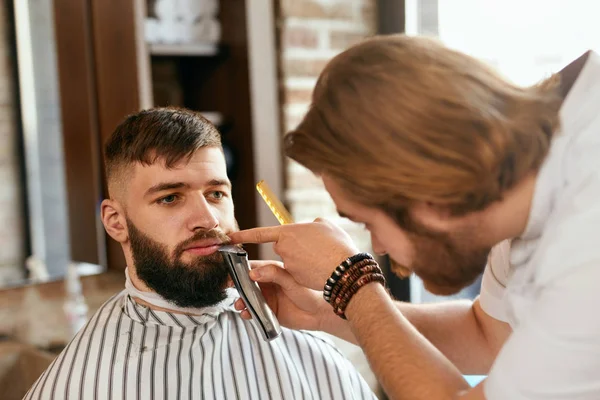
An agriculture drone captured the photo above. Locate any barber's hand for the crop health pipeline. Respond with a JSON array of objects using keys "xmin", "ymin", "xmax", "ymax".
[
  {"xmin": 236, "ymin": 260, "xmax": 333, "ymax": 331},
  {"xmin": 229, "ymin": 219, "xmax": 360, "ymax": 291}
]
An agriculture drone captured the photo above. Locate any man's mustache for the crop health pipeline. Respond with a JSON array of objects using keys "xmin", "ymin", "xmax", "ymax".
[{"xmin": 173, "ymin": 229, "xmax": 240, "ymax": 258}]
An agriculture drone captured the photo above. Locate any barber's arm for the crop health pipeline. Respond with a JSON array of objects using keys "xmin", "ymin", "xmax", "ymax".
[
  {"xmin": 387, "ymin": 298, "xmax": 510, "ymax": 375},
  {"xmin": 243, "ymin": 262, "xmax": 509, "ymax": 375},
  {"xmin": 345, "ymin": 282, "xmax": 481, "ymax": 399},
  {"xmin": 231, "ymin": 220, "xmax": 508, "ymax": 398}
]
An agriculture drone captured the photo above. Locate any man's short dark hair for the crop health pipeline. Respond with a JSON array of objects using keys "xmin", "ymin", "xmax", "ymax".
[{"xmin": 104, "ymin": 107, "xmax": 222, "ymax": 197}]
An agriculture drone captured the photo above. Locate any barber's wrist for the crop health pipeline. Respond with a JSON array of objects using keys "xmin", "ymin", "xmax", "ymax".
[
  {"xmin": 319, "ymin": 250, "xmax": 359, "ymax": 288},
  {"xmin": 344, "ymin": 282, "xmax": 387, "ymax": 321},
  {"xmin": 322, "ymin": 252, "xmax": 386, "ymax": 319}
]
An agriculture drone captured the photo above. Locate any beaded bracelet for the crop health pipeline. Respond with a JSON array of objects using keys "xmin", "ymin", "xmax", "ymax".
[
  {"xmin": 323, "ymin": 252, "xmax": 386, "ymax": 319},
  {"xmin": 329, "ymin": 260, "xmax": 378, "ymax": 302},
  {"xmin": 334, "ymin": 273, "xmax": 386, "ymax": 319},
  {"xmin": 322, "ymin": 253, "xmax": 374, "ymax": 302}
]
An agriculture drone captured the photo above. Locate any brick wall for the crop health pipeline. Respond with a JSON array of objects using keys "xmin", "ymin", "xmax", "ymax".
[
  {"xmin": 279, "ymin": 0, "xmax": 377, "ymax": 251},
  {"xmin": 0, "ymin": 3, "xmax": 25, "ymax": 285},
  {"xmin": 277, "ymin": 1, "xmax": 383, "ymax": 395}
]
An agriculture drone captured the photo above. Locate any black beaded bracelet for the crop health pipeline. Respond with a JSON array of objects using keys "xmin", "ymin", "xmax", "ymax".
[{"xmin": 323, "ymin": 253, "xmax": 374, "ymax": 302}]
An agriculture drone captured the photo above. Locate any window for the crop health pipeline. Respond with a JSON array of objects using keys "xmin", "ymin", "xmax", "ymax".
[{"xmin": 406, "ymin": 0, "xmax": 599, "ymax": 303}]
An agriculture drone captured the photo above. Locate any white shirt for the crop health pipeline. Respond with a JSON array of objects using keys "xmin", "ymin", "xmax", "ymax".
[
  {"xmin": 479, "ymin": 52, "xmax": 600, "ymax": 399},
  {"xmin": 24, "ymin": 291, "xmax": 376, "ymax": 400}
]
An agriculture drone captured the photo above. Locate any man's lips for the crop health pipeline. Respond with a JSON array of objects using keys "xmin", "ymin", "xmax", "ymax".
[{"xmin": 183, "ymin": 239, "xmax": 224, "ymax": 256}]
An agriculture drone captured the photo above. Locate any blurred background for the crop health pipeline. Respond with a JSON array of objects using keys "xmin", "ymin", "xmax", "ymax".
[{"xmin": 0, "ymin": 0, "xmax": 598, "ymax": 398}]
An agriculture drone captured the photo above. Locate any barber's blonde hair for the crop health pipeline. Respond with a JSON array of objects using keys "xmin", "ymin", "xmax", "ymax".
[{"xmin": 285, "ymin": 35, "xmax": 562, "ymax": 226}]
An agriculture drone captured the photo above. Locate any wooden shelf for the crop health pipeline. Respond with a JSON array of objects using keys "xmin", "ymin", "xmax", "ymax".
[{"xmin": 149, "ymin": 43, "xmax": 219, "ymax": 56}]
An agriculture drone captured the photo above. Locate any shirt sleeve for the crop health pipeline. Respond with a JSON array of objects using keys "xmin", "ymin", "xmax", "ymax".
[
  {"xmin": 484, "ymin": 261, "xmax": 600, "ymax": 400},
  {"xmin": 478, "ymin": 240, "xmax": 511, "ymax": 322}
]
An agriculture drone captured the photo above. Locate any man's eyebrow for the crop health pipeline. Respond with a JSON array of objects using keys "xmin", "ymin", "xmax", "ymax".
[
  {"xmin": 208, "ymin": 179, "xmax": 232, "ymax": 190},
  {"xmin": 145, "ymin": 182, "xmax": 189, "ymax": 197}
]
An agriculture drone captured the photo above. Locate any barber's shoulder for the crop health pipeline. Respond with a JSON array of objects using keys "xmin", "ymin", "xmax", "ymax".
[
  {"xmin": 485, "ymin": 240, "xmax": 512, "ymax": 287},
  {"xmin": 478, "ymin": 241, "xmax": 513, "ymax": 322}
]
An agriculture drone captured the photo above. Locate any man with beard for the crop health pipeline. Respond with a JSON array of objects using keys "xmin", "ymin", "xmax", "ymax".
[
  {"xmin": 230, "ymin": 36, "xmax": 600, "ymax": 400},
  {"xmin": 25, "ymin": 107, "xmax": 377, "ymax": 399}
]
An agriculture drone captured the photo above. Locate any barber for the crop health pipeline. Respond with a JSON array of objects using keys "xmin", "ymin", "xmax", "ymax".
[{"xmin": 230, "ymin": 35, "xmax": 600, "ymax": 400}]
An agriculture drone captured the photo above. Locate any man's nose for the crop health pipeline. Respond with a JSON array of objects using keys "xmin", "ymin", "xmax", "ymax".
[{"xmin": 188, "ymin": 195, "xmax": 219, "ymax": 231}]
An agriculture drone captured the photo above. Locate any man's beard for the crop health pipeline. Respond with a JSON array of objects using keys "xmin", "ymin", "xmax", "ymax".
[
  {"xmin": 396, "ymin": 225, "xmax": 491, "ymax": 296},
  {"xmin": 126, "ymin": 218, "xmax": 239, "ymax": 308}
]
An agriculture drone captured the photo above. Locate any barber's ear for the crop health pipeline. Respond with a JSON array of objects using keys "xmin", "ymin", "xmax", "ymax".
[
  {"xmin": 101, "ymin": 199, "xmax": 128, "ymax": 243},
  {"xmin": 410, "ymin": 202, "xmax": 453, "ymax": 231}
]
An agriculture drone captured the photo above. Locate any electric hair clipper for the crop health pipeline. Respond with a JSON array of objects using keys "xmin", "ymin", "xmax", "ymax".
[{"xmin": 218, "ymin": 245, "xmax": 282, "ymax": 341}]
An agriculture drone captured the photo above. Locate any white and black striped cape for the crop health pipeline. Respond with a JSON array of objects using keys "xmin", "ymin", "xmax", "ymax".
[{"xmin": 25, "ymin": 291, "xmax": 377, "ymax": 399}]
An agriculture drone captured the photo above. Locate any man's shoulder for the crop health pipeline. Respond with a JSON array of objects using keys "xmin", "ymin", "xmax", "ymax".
[
  {"xmin": 24, "ymin": 292, "xmax": 127, "ymax": 399},
  {"xmin": 83, "ymin": 290, "xmax": 127, "ymax": 329},
  {"xmin": 56, "ymin": 291, "xmax": 126, "ymax": 356},
  {"xmin": 283, "ymin": 328, "xmax": 350, "ymax": 360},
  {"xmin": 295, "ymin": 329, "xmax": 339, "ymax": 347}
]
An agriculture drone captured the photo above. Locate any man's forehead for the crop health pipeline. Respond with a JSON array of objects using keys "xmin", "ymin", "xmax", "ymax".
[{"xmin": 131, "ymin": 148, "xmax": 228, "ymax": 190}]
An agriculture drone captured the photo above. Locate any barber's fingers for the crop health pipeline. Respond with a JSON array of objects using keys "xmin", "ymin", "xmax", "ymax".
[
  {"xmin": 229, "ymin": 226, "xmax": 283, "ymax": 244},
  {"xmin": 249, "ymin": 259, "xmax": 283, "ymax": 270},
  {"xmin": 249, "ymin": 264, "xmax": 299, "ymax": 292},
  {"xmin": 234, "ymin": 299, "xmax": 252, "ymax": 320},
  {"xmin": 234, "ymin": 298, "xmax": 245, "ymax": 310}
]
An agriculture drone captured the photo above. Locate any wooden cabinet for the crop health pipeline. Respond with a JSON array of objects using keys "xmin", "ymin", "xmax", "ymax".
[{"xmin": 54, "ymin": 0, "xmax": 283, "ymax": 270}]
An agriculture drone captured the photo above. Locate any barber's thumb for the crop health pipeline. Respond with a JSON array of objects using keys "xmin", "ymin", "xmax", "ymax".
[
  {"xmin": 249, "ymin": 268, "xmax": 264, "ymax": 281},
  {"xmin": 249, "ymin": 265, "xmax": 296, "ymax": 291}
]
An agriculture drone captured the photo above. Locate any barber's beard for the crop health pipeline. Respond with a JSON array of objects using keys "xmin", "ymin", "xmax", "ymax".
[
  {"xmin": 398, "ymin": 228, "xmax": 490, "ymax": 296},
  {"xmin": 126, "ymin": 218, "xmax": 241, "ymax": 308}
]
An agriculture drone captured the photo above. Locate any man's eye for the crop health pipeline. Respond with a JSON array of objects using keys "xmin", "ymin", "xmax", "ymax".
[
  {"xmin": 210, "ymin": 191, "xmax": 225, "ymax": 200},
  {"xmin": 158, "ymin": 195, "xmax": 178, "ymax": 204}
]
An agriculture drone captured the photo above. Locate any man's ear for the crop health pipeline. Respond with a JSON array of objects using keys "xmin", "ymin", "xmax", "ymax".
[{"xmin": 101, "ymin": 199, "xmax": 128, "ymax": 243}]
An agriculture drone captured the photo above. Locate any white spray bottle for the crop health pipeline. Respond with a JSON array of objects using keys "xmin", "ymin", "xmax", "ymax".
[{"xmin": 63, "ymin": 263, "xmax": 89, "ymax": 337}]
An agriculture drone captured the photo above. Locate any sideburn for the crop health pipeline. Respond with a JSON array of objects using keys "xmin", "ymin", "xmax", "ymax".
[{"xmin": 384, "ymin": 205, "xmax": 490, "ymax": 294}]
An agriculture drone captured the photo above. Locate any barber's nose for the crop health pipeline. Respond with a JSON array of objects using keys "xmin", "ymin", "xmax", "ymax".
[
  {"xmin": 189, "ymin": 195, "xmax": 219, "ymax": 231},
  {"xmin": 370, "ymin": 233, "xmax": 387, "ymax": 256}
]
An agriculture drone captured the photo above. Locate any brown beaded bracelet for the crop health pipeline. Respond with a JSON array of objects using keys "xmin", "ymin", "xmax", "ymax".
[
  {"xmin": 323, "ymin": 255, "xmax": 386, "ymax": 319},
  {"xmin": 331, "ymin": 264, "xmax": 380, "ymax": 308},
  {"xmin": 329, "ymin": 260, "xmax": 378, "ymax": 302},
  {"xmin": 327, "ymin": 261, "xmax": 383, "ymax": 304},
  {"xmin": 334, "ymin": 273, "xmax": 386, "ymax": 319},
  {"xmin": 323, "ymin": 253, "xmax": 374, "ymax": 302}
]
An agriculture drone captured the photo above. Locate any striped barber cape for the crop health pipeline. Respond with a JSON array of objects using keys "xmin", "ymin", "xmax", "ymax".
[{"xmin": 25, "ymin": 290, "xmax": 377, "ymax": 399}]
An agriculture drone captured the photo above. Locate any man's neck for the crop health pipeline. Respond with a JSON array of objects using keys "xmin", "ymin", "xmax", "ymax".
[
  {"xmin": 125, "ymin": 266, "xmax": 193, "ymax": 315},
  {"xmin": 127, "ymin": 265, "xmax": 153, "ymax": 293},
  {"xmin": 133, "ymin": 295, "xmax": 188, "ymax": 314}
]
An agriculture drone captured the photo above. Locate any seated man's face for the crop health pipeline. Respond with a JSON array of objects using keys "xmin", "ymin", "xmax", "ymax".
[{"xmin": 123, "ymin": 146, "xmax": 239, "ymax": 308}]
